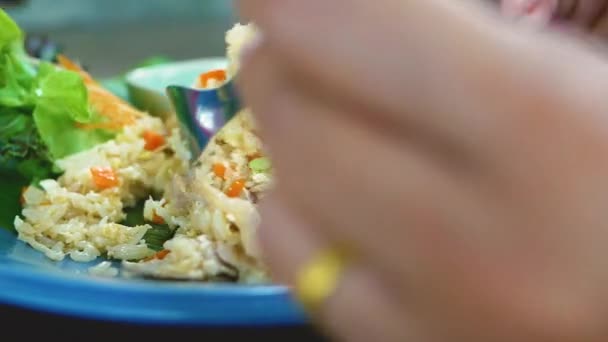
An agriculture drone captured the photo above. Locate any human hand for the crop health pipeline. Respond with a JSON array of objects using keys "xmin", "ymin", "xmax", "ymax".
[{"xmin": 237, "ymin": 1, "xmax": 608, "ymax": 341}]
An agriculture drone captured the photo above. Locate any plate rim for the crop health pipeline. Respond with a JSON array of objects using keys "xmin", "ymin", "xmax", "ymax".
[{"xmin": 0, "ymin": 231, "xmax": 306, "ymax": 326}]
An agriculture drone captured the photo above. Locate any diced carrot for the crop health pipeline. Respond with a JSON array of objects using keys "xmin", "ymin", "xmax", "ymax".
[
  {"xmin": 226, "ymin": 179, "xmax": 246, "ymax": 198},
  {"xmin": 155, "ymin": 249, "xmax": 171, "ymax": 260},
  {"xmin": 143, "ymin": 249, "xmax": 171, "ymax": 262},
  {"xmin": 198, "ymin": 69, "xmax": 227, "ymax": 88},
  {"xmin": 152, "ymin": 211, "xmax": 165, "ymax": 225},
  {"xmin": 142, "ymin": 130, "xmax": 165, "ymax": 151},
  {"xmin": 90, "ymin": 167, "xmax": 119, "ymax": 190},
  {"xmin": 57, "ymin": 54, "xmax": 97, "ymax": 85},
  {"xmin": 213, "ymin": 163, "xmax": 226, "ymax": 179}
]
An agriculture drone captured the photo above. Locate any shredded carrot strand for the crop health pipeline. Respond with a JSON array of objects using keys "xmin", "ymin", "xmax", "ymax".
[
  {"xmin": 58, "ymin": 54, "xmax": 142, "ymax": 129},
  {"xmin": 142, "ymin": 130, "xmax": 166, "ymax": 151},
  {"xmin": 144, "ymin": 249, "xmax": 171, "ymax": 262},
  {"xmin": 57, "ymin": 54, "xmax": 97, "ymax": 85}
]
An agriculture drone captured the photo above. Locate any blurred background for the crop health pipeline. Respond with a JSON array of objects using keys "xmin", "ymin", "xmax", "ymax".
[{"xmin": 2, "ymin": 0, "xmax": 237, "ymax": 77}]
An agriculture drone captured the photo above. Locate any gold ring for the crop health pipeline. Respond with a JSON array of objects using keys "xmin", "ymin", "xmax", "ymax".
[{"xmin": 294, "ymin": 246, "xmax": 350, "ymax": 315}]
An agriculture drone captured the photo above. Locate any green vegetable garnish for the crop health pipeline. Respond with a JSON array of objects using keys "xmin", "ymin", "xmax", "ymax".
[
  {"xmin": 0, "ymin": 54, "xmax": 35, "ymax": 108},
  {"xmin": 0, "ymin": 10, "xmax": 36, "ymax": 109},
  {"xmin": 0, "ymin": 9, "xmax": 116, "ymax": 231},
  {"xmin": 248, "ymin": 157, "xmax": 271, "ymax": 173},
  {"xmin": 0, "ymin": 10, "xmax": 21, "ymax": 52},
  {"xmin": 143, "ymin": 224, "xmax": 174, "ymax": 252},
  {"xmin": 121, "ymin": 201, "xmax": 175, "ymax": 251},
  {"xmin": 121, "ymin": 200, "xmax": 146, "ymax": 227},
  {"xmin": 0, "ymin": 111, "xmax": 54, "ymax": 180},
  {"xmin": 33, "ymin": 67, "xmax": 114, "ymax": 159}
]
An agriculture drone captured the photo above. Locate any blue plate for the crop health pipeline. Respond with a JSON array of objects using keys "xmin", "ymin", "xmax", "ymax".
[{"xmin": 0, "ymin": 228, "xmax": 307, "ymax": 326}]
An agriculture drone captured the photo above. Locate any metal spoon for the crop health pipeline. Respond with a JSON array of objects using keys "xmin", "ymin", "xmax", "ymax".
[{"xmin": 166, "ymin": 78, "xmax": 242, "ymax": 158}]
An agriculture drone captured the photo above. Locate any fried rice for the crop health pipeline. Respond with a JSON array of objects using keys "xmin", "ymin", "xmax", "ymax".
[{"xmin": 14, "ymin": 23, "xmax": 271, "ymax": 283}]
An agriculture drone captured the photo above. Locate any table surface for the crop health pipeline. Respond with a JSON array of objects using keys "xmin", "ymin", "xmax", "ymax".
[{"xmin": 0, "ymin": 304, "xmax": 329, "ymax": 341}]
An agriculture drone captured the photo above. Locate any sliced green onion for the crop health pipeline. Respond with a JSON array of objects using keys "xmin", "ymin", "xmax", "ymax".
[
  {"xmin": 121, "ymin": 200, "xmax": 175, "ymax": 251},
  {"xmin": 143, "ymin": 224, "xmax": 174, "ymax": 252},
  {"xmin": 249, "ymin": 157, "xmax": 271, "ymax": 173}
]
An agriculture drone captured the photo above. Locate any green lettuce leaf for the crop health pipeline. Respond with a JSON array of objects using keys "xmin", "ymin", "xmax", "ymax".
[
  {"xmin": 0, "ymin": 9, "xmax": 117, "ymax": 231},
  {"xmin": 0, "ymin": 110, "xmax": 54, "ymax": 180},
  {"xmin": 0, "ymin": 53, "xmax": 35, "ymax": 108},
  {"xmin": 0, "ymin": 109, "xmax": 29, "ymax": 137},
  {"xmin": 33, "ymin": 66, "xmax": 114, "ymax": 160},
  {"xmin": 0, "ymin": 9, "xmax": 22, "ymax": 52},
  {"xmin": 0, "ymin": 10, "xmax": 36, "ymax": 109}
]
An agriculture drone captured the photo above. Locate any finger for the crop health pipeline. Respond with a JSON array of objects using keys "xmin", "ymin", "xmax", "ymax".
[
  {"xmin": 554, "ymin": 0, "xmax": 578, "ymax": 19},
  {"xmin": 568, "ymin": 0, "xmax": 608, "ymax": 27},
  {"xmin": 258, "ymin": 196, "xmax": 581, "ymax": 342},
  {"xmin": 257, "ymin": 196, "xmax": 421, "ymax": 342},
  {"xmin": 238, "ymin": 0, "xmax": 505, "ymax": 144},
  {"xmin": 552, "ymin": 0, "xmax": 608, "ymax": 43},
  {"xmin": 591, "ymin": 8, "xmax": 608, "ymax": 37},
  {"xmin": 583, "ymin": 0, "xmax": 608, "ymax": 38},
  {"xmin": 238, "ymin": 0, "xmax": 608, "ymax": 159},
  {"xmin": 236, "ymin": 1, "xmax": 556, "ymax": 146},
  {"xmin": 239, "ymin": 40, "xmax": 468, "ymax": 265},
  {"xmin": 235, "ymin": 15, "xmax": 608, "ymax": 340},
  {"xmin": 236, "ymin": 41, "xmax": 524, "ymax": 318},
  {"xmin": 236, "ymin": 39, "xmax": 608, "ymax": 340}
]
